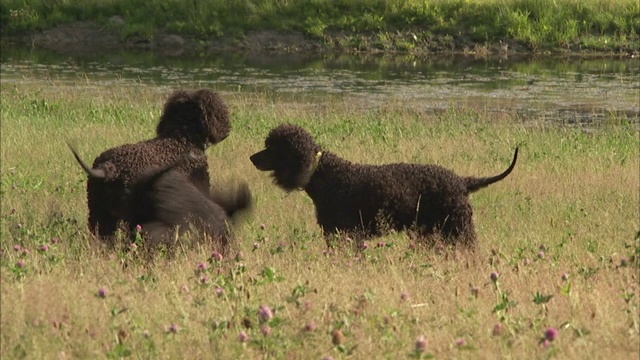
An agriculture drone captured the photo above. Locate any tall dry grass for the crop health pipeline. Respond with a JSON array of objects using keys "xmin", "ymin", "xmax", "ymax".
[{"xmin": 1, "ymin": 81, "xmax": 638, "ymax": 359}]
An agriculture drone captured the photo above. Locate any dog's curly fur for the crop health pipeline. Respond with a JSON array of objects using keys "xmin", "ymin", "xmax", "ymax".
[
  {"xmin": 121, "ymin": 155, "xmax": 253, "ymax": 253},
  {"xmin": 85, "ymin": 88, "xmax": 231, "ymax": 238},
  {"xmin": 72, "ymin": 148, "xmax": 252, "ymax": 253},
  {"xmin": 250, "ymin": 124, "xmax": 518, "ymax": 246}
]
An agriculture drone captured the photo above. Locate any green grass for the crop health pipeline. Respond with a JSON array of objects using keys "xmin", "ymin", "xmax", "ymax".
[
  {"xmin": 1, "ymin": 0, "xmax": 638, "ymax": 52},
  {"xmin": 1, "ymin": 80, "xmax": 638, "ymax": 359}
]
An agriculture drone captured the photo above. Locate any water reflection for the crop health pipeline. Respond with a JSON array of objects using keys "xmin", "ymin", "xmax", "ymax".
[{"xmin": 1, "ymin": 46, "xmax": 638, "ymax": 124}]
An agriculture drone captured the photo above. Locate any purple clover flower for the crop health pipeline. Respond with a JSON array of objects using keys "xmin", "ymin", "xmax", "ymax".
[
  {"xmin": 211, "ymin": 250, "xmax": 223, "ymax": 262},
  {"xmin": 97, "ymin": 287, "xmax": 108, "ymax": 298},
  {"xmin": 415, "ymin": 335, "xmax": 427, "ymax": 353},
  {"xmin": 258, "ymin": 305, "xmax": 273, "ymax": 323},
  {"xmin": 168, "ymin": 323, "xmax": 179, "ymax": 333},
  {"xmin": 239, "ymin": 330, "xmax": 249, "ymax": 343},
  {"xmin": 305, "ymin": 321, "xmax": 317, "ymax": 332},
  {"xmin": 544, "ymin": 327, "xmax": 558, "ymax": 342},
  {"xmin": 261, "ymin": 325, "xmax": 272, "ymax": 336}
]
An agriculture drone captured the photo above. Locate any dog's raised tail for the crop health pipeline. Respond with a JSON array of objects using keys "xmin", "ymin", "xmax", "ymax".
[
  {"xmin": 67, "ymin": 143, "xmax": 106, "ymax": 179},
  {"xmin": 210, "ymin": 180, "xmax": 254, "ymax": 221},
  {"xmin": 464, "ymin": 147, "xmax": 518, "ymax": 194}
]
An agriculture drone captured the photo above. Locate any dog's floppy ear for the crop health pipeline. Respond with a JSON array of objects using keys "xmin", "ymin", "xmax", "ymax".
[{"xmin": 67, "ymin": 142, "xmax": 106, "ymax": 179}]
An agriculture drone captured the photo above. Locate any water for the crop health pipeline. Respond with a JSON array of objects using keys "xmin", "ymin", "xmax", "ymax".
[{"xmin": 1, "ymin": 46, "xmax": 638, "ymax": 125}]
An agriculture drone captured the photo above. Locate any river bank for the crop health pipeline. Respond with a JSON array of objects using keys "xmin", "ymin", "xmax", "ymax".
[{"xmin": 1, "ymin": 0, "xmax": 638, "ymax": 58}]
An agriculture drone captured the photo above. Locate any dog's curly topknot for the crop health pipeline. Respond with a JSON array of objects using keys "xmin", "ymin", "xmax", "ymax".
[{"xmin": 156, "ymin": 89, "xmax": 231, "ymax": 148}]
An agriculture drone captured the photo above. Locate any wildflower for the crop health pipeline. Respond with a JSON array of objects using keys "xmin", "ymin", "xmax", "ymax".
[
  {"xmin": 215, "ymin": 287, "xmax": 224, "ymax": 297},
  {"xmin": 39, "ymin": 245, "xmax": 49, "ymax": 252},
  {"xmin": 200, "ymin": 275, "xmax": 209, "ymax": 284},
  {"xmin": 16, "ymin": 260, "xmax": 26, "ymax": 268},
  {"xmin": 22, "ymin": 248, "xmax": 30, "ymax": 255},
  {"xmin": 51, "ymin": 237, "xmax": 60, "ymax": 244},
  {"xmin": 401, "ymin": 291, "xmax": 410, "ymax": 301},
  {"xmin": 239, "ymin": 330, "xmax": 249, "ymax": 343},
  {"xmin": 537, "ymin": 251, "xmax": 545, "ymax": 259},
  {"xmin": 376, "ymin": 241, "xmax": 387, "ymax": 248},
  {"xmin": 261, "ymin": 325, "xmax": 272, "ymax": 336},
  {"xmin": 362, "ymin": 242, "xmax": 369, "ymax": 250},
  {"xmin": 470, "ymin": 286, "xmax": 479, "ymax": 298},
  {"xmin": 211, "ymin": 250, "xmax": 223, "ymax": 262},
  {"xmin": 305, "ymin": 321, "xmax": 317, "ymax": 332},
  {"xmin": 561, "ymin": 273, "xmax": 569, "ymax": 281},
  {"xmin": 135, "ymin": 224, "xmax": 142, "ymax": 232},
  {"xmin": 168, "ymin": 323, "xmax": 179, "ymax": 333},
  {"xmin": 97, "ymin": 287, "xmax": 108, "ymax": 298},
  {"xmin": 258, "ymin": 305, "xmax": 273, "ymax": 323},
  {"xmin": 456, "ymin": 338, "xmax": 467, "ymax": 347},
  {"xmin": 492, "ymin": 322, "xmax": 504, "ymax": 336},
  {"xmin": 524, "ymin": 258, "xmax": 532, "ymax": 266},
  {"xmin": 252, "ymin": 242, "xmax": 260, "ymax": 251},
  {"xmin": 197, "ymin": 262, "xmax": 208, "ymax": 271},
  {"xmin": 544, "ymin": 327, "xmax": 558, "ymax": 342},
  {"xmin": 415, "ymin": 335, "xmax": 427, "ymax": 353},
  {"xmin": 13, "ymin": 244, "xmax": 21, "ymax": 252},
  {"xmin": 490, "ymin": 272, "xmax": 500, "ymax": 283}
]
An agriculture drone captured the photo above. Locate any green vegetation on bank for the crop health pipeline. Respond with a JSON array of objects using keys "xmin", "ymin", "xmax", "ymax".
[
  {"xmin": 1, "ymin": 80, "xmax": 638, "ymax": 358},
  {"xmin": 1, "ymin": 0, "xmax": 638, "ymax": 53}
]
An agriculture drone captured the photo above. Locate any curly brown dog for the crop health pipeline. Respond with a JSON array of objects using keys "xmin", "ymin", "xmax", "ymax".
[
  {"xmin": 71, "ymin": 147, "xmax": 252, "ymax": 252},
  {"xmin": 82, "ymin": 89, "xmax": 231, "ymax": 239},
  {"xmin": 250, "ymin": 124, "xmax": 518, "ymax": 246}
]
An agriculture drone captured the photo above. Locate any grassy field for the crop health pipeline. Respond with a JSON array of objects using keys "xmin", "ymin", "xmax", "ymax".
[
  {"xmin": 0, "ymin": 80, "xmax": 638, "ymax": 359},
  {"xmin": 1, "ymin": 0, "xmax": 639, "ymax": 53}
]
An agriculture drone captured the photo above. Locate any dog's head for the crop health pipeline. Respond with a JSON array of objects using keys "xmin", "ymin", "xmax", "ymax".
[
  {"xmin": 156, "ymin": 89, "xmax": 231, "ymax": 148},
  {"xmin": 250, "ymin": 124, "xmax": 322, "ymax": 191}
]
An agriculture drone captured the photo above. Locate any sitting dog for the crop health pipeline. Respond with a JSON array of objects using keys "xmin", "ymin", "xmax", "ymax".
[{"xmin": 249, "ymin": 123, "xmax": 517, "ymax": 246}]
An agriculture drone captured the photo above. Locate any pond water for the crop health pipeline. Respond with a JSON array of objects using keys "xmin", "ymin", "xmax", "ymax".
[{"xmin": 1, "ymin": 46, "xmax": 638, "ymax": 125}]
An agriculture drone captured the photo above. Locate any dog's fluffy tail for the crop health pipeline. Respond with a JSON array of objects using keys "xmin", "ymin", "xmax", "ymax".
[
  {"xmin": 210, "ymin": 180, "xmax": 254, "ymax": 222},
  {"xmin": 464, "ymin": 147, "xmax": 518, "ymax": 194}
]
